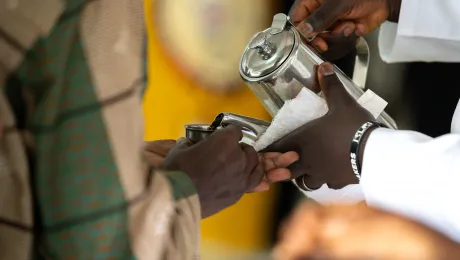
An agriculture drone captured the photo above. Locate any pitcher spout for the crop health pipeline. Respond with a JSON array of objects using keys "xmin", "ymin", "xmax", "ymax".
[{"xmin": 210, "ymin": 113, "xmax": 270, "ymax": 140}]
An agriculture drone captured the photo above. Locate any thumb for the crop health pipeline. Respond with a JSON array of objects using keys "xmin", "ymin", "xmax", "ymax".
[
  {"xmin": 300, "ymin": 0, "xmax": 346, "ymax": 35},
  {"xmin": 317, "ymin": 62, "xmax": 355, "ymax": 111}
]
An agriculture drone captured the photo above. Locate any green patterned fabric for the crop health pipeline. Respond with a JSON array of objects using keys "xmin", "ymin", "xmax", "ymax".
[
  {"xmin": 163, "ymin": 171, "xmax": 197, "ymax": 201},
  {"xmin": 5, "ymin": 2, "xmax": 133, "ymax": 259},
  {"xmin": 1, "ymin": 0, "xmax": 201, "ymax": 259}
]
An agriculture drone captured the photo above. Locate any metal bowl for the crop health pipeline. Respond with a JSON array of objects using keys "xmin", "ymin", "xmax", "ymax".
[{"xmin": 185, "ymin": 124, "xmax": 214, "ymax": 144}]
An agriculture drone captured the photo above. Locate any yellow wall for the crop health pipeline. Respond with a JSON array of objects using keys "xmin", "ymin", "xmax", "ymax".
[{"xmin": 144, "ymin": 0, "xmax": 277, "ymax": 252}]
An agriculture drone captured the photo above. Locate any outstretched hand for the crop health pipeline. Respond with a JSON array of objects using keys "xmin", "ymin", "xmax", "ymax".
[
  {"xmin": 274, "ymin": 202, "xmax": 460, "ymax": 260},
  {"xmin": 146, "ymin": 126, "xmax": 298, "ymax": 218}
]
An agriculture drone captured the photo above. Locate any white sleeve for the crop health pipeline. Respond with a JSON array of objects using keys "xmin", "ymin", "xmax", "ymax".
[
  {"xmin": 378, "ymin": 0, "xmax": 460, "ymax": 63},
  {"xmin": 361, "ymin": 127, "xmax": 460, "ymax": 242}
]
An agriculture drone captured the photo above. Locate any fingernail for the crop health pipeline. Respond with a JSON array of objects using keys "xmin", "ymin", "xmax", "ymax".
[
  {"xmin": 177, "ymin": 137, "xmax": 188, "ymax": 143},
  {"xmin": 253, "ymin": 182, "xmax": 270, "ymax": 192},
  {"xmin": 312, "ymin": 43, "xmax": 323, "ymax": 52},
  {"xmin": 343, "ymin": 26, "xmax": 354, "ymax": 37},
  {"xmin": 298, "ymin": 22, "xmax": 314, "ymax": 36},
  {"xmin": 319, "ymin": 63, "xmax": 335, "ymax": 76},
  {"xmin": 177, "ymin": 137, "xmax": 192, "ymax": 145},
  {"xmin": 260, "ymin": 183, "xmax": 270, "ymax": 191}
]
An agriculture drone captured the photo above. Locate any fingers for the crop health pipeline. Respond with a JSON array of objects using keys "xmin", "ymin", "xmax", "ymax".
[
  {"xmin": 144, "ymin": 140, "xmax": 177, "ymax": 168},
  {"xmin": 289, "ymin": 0, "xmax": 321, "ymax": 26},
  {"xmin": 247, "ymin": 164, "xmax": 267, "ymax": 192},
  {"xmin": 145, "ymin": 154, "xmax": 165, "ymax": 168},
  {"xmin": 265, "ymin": 168, "xmax": 292, "ymax": 183},
  {"xmin": 144, "ymin": 139, "xmax": 177, "ymax": 156},
  {"xmin": 250, "ymin": 180, "xmax": 270, "ymax": 193},
  {"xmin": 285, "ymin": 160, "xmax": 306, "ymax": 179},
  {"xmin": 331, "ymin": 21, "xmax": 356, "ymax": 37},
  {"xmin": 262, "ymin": 152, "xmax": 299, "ymax": 171},
  {"xmin": 302, "ymin": 0, "xmax": 350, "ymax": 35},
  {"xmin": 242, "ymin": 143, "xmax": 266, "ymax": 192},
  {"xmin": 355, "ymin": 12, "xmax": 388, "ymax": 36},
  {"xmin": 317, "ymin": 62, "xmax": 355, "ymax": 111},
  {"xmin": 262, "ymin": 152, "xmax": 299, "ymax": 183},
  {"xmin": 241, "ymin": 143, "xmax": 259, "ymax": 174},
  {"xmin": 310, "ymin": 37, "xmax": 328, "ymax": 52},
  {"xmin": 248, "ymin": 152, "xmax": 299, "ymax": 193},
  {"xmin": 310, "ymin": 21, "xmax": 357, "ymax": 58},
  {"xmin": 262, "ymin": 135, "xmax": 296, "ymax": 154},
  {"xmin": 170, "ymin": 137, "xmax": 192, "ymax": 151}
]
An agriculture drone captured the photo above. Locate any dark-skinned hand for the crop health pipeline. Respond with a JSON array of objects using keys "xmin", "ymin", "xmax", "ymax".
[
  {"xmin": 144, "ymin": 139, "xmax": 177, "ymax": 168},
  {"xmin": 274, "ymin": 202, "xmax": 460, "ymax": 260},
  {"xmin": 264, "ymin": 62, "xmax": 375, "ymax": 190},
  {"xmin": 290, "ymin": 0, "xmax": 402, "ymax": 57},
  {"xmin": 160, "ymin": 125, "xmax": 299, "ymax": 218}
]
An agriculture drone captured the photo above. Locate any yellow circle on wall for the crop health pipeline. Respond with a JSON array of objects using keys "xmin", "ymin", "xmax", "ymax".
[{"xmin": 155, "ymin": 0, "xmax": 273, "ymax": 93}]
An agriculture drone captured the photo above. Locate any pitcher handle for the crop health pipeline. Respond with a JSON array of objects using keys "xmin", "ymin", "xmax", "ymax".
[
  {"xmin": 352, "ymin": 37, "xmax": 370, "ymax": 89},
  {"xmin": 307, "ymin": 34, "xmax": 369, "ymax": 89},
  {"xmin": 305, "ymin": 32, "xmax": 369, "ymax": 90}
]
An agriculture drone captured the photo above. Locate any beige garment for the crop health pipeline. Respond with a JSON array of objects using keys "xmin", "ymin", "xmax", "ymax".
[{"xmin": 0, "ymin": 0, "xmax": 201, "ymax": 259}]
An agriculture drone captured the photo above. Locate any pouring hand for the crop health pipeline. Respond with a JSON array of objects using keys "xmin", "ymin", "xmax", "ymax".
[
  {"xmin": 161, "ymin": 125, "xmax": 298, "ymax": 218},
  {"xmin": 273, "ymin": 202, "xmax": 460, "ymax": 260},
  {"xmin": 264, "ymin": 62, "xmax": 374, "ymax": 190},
  {"xmin": 290, "ymin": 0, "xmax": 402, "ymax": 54}
]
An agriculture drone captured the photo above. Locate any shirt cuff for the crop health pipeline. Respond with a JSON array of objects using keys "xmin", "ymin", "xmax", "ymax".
[
  {"xmin": 360, "ymin": 128, "xmax": 431, "ymax": 204},
  {"xmin": 378, "ymin": 0, "xmax": 460, "ymax": 63},
  {"xmin": 162, "ymin": 171, "xmax": 197, "ymax": 201}
]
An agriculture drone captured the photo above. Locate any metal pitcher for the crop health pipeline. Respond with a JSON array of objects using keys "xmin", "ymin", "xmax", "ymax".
[{"xmin": 239, "ymin": 13, "xmax": 397, "ymax": 129}]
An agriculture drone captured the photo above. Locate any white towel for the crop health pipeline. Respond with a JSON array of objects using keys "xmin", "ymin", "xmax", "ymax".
[{"xmin": 254, "ymin": 84, "xmax": 388, "ymax": 205}]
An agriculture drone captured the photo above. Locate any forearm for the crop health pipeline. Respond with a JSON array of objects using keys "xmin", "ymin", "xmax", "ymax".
[{"xmin": 361, "ymin": 128, "xmax": 460, "ymax": 242}]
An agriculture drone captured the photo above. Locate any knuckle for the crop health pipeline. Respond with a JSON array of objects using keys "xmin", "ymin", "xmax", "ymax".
[{"xmin": 309, "ymin": 10, "xmax": 327, "ymax": 28}]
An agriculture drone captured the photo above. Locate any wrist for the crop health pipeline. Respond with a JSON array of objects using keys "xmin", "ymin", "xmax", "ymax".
[
  {"xmin": 387, "ymin": 0, "xmax": 402, "ymax": 22},
  {"xmin": 350, "ymin": 122, "xmax": 383, "ymax": 181}
]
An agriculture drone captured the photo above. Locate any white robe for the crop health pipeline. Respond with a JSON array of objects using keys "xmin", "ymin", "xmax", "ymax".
[{"xmin": 361, "ymin": 0, "xmax": 460, "ymax": 242}]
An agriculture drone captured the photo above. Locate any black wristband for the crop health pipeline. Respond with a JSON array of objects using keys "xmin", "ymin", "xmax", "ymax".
[{"xmin": 350, "ymin": 122, "xmax": 386, "ymax": 181}]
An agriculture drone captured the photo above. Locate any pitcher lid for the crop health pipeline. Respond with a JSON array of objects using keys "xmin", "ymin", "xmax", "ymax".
[{"xmin": 240, "ymin": 13, "xmax": 295, "ymax": 79}]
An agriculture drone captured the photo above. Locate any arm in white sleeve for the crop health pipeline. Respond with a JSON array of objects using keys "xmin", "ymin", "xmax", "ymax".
[
  {"xmin": 378, "ymin": 0, "xmax": 460, "ymax": 63},
  {"xmin": 361, "ymin": 127, "xmax": 460, "ymax": 242}
]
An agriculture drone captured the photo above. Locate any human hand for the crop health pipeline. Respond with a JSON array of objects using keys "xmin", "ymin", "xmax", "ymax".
[
  {"xmin": 264, "ymin": 62, "xmax": 375, "ymax": 190},
  {"xmin": 274, "ymin": 203, "xmax": 460, "ymax": 260},
  {"xmin": 161, "ymin": 125, "xmax": 299, "ymax": 218},
  {"xmin": 144, "ymin": 140, "xmax": 177, "ymax": 168},
  {"xmin": 290, "ymin": 0, "xmax": 402, "ymax": 54}
]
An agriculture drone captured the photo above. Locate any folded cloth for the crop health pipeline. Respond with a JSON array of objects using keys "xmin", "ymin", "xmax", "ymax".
[{"xmin": 254, "ymin": 82, "xmax": 388, "ymax": 204}]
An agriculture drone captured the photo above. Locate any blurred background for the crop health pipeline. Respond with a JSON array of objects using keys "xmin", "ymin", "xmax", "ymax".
[{"xmin": 143, "ymin": 0, "xmax": 460, "ymax": 259}]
